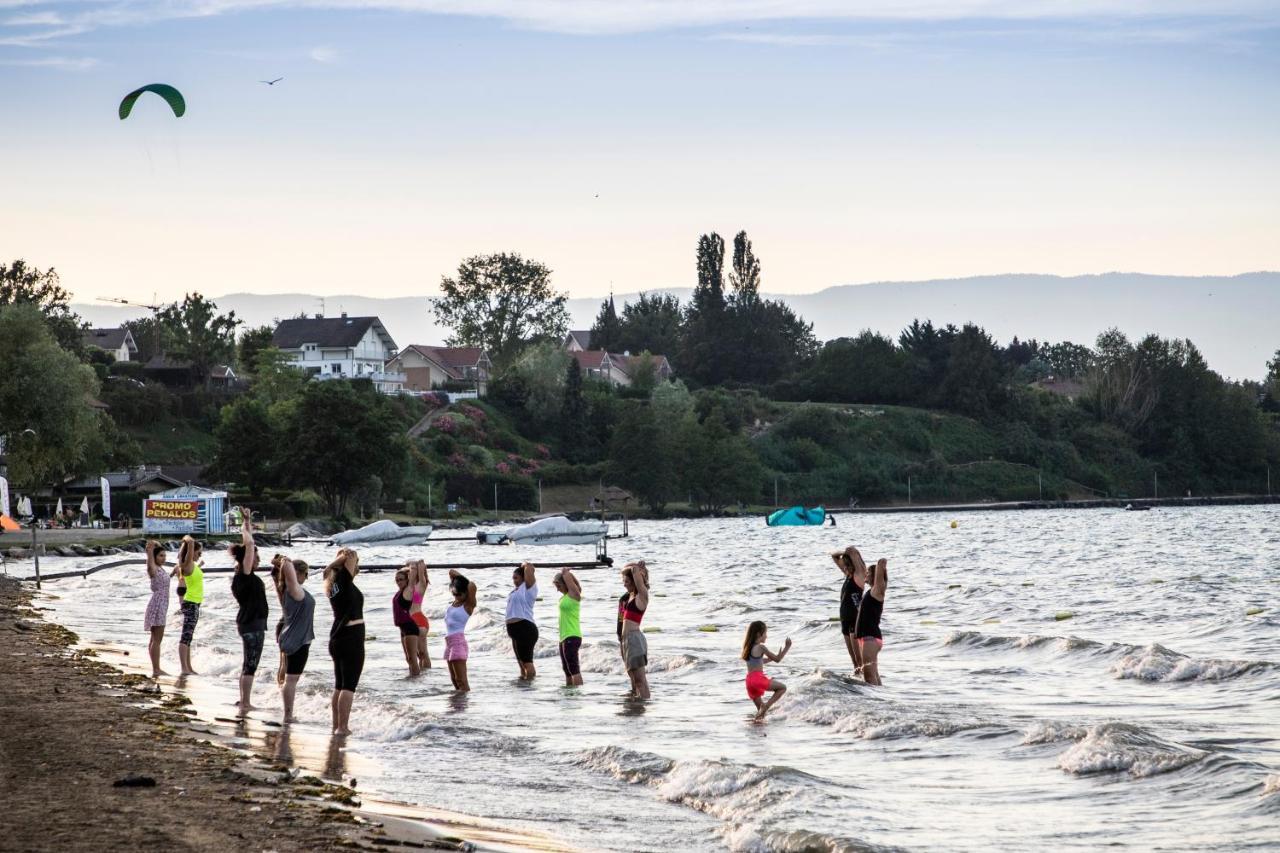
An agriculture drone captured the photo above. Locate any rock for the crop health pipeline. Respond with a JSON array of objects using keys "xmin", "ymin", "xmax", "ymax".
[{"xmin": 112, "ymin": 774, "xmax": 157, "ymax": 788}]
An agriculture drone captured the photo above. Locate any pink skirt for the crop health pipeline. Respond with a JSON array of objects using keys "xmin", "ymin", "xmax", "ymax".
[{"xmin": 444, "ymin": 633, "xmax": 469, "ymax": 662}]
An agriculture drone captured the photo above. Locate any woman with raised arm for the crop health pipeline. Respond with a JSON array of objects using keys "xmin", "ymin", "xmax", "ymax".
[
  {"xmin": 505, "ymin": 561, "xmax": 539, "ymax": 680},
  {"xmin": 855, "ymin": 558, "xmax": 889, "ymax": 686},
  {"xmin": 830, "ymin": 546, "xmax": 867, "ymax": 678},
  {"xmin": 408, "ymin": 559, "xmax": 431, "ymax": 671},
  {"xmin": 230, "ymin": 510, "xmax": 268, "ymax": 715},
  {"xmin": 444, "ymin": 569, "xmax": 477, "ymax": 692},
  {"xmin": 742, "ymin": 620, "xmax": 792, "ymax": 720},
  {"xmin": 553, "ymin": 568, "xmax": 584, "ymax": 687},
  {"xmin": 325, "ymin": 547, "xmax": 365, "ymax": 735},
  {"xmin": 273, "ymin": 556, "xmax": 315, "ymax": 723},
  {"xmin": 142, "ymin": 540, "xmax": 170, "ymax": 678},
  {"xmin": 617, "ymin": 561, "xmax": 651, "ymax": 699},
  {"xmin": 392, "ymin": 568, "xmax": 422, "ymax": 677},
  {"xmin": 173, "ymin": 536, "xmax": 204, "ymax": 675}
]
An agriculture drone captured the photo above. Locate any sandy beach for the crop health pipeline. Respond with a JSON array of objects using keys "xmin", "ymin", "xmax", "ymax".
[{"xmin": 0, "ymin": 576, "xmax": 562, "ymax": 853}]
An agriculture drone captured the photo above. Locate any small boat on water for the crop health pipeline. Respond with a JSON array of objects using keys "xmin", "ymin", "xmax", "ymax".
[
  {"xmin": 1123, "ymin": 503, "xmax": 1152, "ymax": 512},
  {"xmin": 766, "ymin": 506, "xmax": 831, "ymax": 527},
  {"xmin": 476, "ymin": 515, "xmax": 608, "ymax": 546},
  {"xmin": 330, "ymin": 519, "xmax": 434, "ymax": 546}
]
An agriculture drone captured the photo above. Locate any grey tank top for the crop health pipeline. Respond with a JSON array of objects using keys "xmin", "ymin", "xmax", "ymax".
[{"xmin": 279, "ymin": 589, "xmax": 316, "ymax": 655}]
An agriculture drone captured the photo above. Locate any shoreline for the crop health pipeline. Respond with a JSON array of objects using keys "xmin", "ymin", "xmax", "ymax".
[{"xmin": 0, "ymin": 576, "xmax": 566, "ymax": 852}]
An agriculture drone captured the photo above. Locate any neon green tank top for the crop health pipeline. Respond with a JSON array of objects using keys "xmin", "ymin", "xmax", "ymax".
[
  {"xmin": 558, "ymin": 594, "xmax": 581, "ymax": 641},
  {"xmin": 183, "ymin": 563, "xmax": 204, "ymax": 604}
]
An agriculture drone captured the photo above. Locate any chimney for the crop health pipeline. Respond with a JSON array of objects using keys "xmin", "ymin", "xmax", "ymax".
[
  {"xmin": 341, "ymin": 311, "xmax": 348, "ymax": 318},
  {"xmin": 314, "ymin": 313, "xmax": 322, "ymax": 319}
]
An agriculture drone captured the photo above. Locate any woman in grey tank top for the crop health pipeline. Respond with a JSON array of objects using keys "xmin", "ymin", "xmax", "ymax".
[{"xmin": 273, "ymin": 556, "xmax": 315, "ymax": 722}]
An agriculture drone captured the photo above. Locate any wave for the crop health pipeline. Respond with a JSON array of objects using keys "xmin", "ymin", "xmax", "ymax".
[
  {"xmin": 1110, "ymin": 644, "xmax": 1274, "ymax": 683},
  {"xmin": 725, "ymin": 826, "xmax": 890, "ymax": 853},
  {"xmin": 1056, "ymin": 722, "xmax": 1205, "ymax": 779},
  {"xmin": 577, "ymin": 641, "xmax": 705, "ymax": 676},
  {"xmin": 778, "ymin": 690, "xmax": 1014, "ymax": 740},
  {"xmin": 1021, "ymin": 721, "xmax": 1088, "ymax": 746},
  {"xmin": 942, "ymin": 630, "xmax": 1106, "ymax": 655},
  {"xmin": 1263, "ymin": 775, "xmax": 1280, "ymax": 798}
]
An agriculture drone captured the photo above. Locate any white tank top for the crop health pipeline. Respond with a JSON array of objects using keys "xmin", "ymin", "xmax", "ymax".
[{"xmin": 444, "ymin": 603, "xmax": 470, "ymax": 636}]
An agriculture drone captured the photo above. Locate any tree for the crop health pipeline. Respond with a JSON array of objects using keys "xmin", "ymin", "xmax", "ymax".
[
  {"xmin": 154, "ymin": 293, "xmax": 240, "ymax": 385},
  {"xmin": 627, "ymin": 352, "xmax": 658, "ymax": 395},
  {"xmin": 608, "ymin": 403, "xmax": 677, "ymax": 513},
  {"xmin": 0, "ymin": 259, "xmax": 85, "ymax": 353},
  {"xmin": 248, "ymin": 347, "xmax": 308, "ymax": 406},
  {"xmin": 728, "ymin": 231, "xmax": 761, "ymax": 302},
  {"xmin": 281, "ymin": 381, "xmax": 408, "ymax": 517},
  {"xmin": 618, "ymin": 292, "xmax": 683, "ymax": 357},
  {"xmin": 1045, "ymin": 341, "xmax": 1094, "ymax": 379},
  {"xmin": 589, "ymin": 296, "xmax": 622, "ymax": 352},
  {"xmin": 238, "ymin": 325, "xmax": 275, "ymax": 374},
  {"xmin": 560, "ymin": 358, "xmax": 588, "ymax": 461},
  {"xmin": 681, "ymin": 234, "xmax": 727, "ymax": 384},
  {"xmin": 431, "ymin": 253, "xmax": 568, "ymax": 367},
  {"xmin": 679, "ymin": 411, "xmax": 763, "ymax": 512},
  {"xmin": 1264, "ymin": 349, "xmax": 1280, "ymax": 408},
  {"xmin": 0, "ymin": 305, "xmax": 100, "ymax": 489},
  {"xmin": 809, "ymin": 332, "xmax": 908, "ymax": 403},
  {"xmin": 209, "ymin": 397, "xmax": 279, "ymax": 497},
  {"xmin": 123, "ymin": 315, "xmax": 176, "ymax": 363},
  {"xmin": 937, "ymin": 324, "xmax": 1007, "ymax": 417},
  {"xmin": 500, "ymin": 342, "xmax": 570, "ymax": 434}
]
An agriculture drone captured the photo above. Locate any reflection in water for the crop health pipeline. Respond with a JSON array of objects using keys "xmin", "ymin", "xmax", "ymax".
[
  {"xmin": 617, "ymin": 696, "xmax": 648, "ymax": 718},
  {"xmin": 267, "ymin": 727, "xmax": 295, "ymax": 765},
  {"xmin": 325, "ymin": 733, "xmax": 348, "ymax": 781},
  {"xmin": 447, "ymin": 692, "xmax": 471, "ymax": 714}
]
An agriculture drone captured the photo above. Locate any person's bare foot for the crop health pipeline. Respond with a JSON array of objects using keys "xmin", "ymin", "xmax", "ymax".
[
  {"xmin": 333, "ymin": 727, "xmax": 351, "ymax": 736},
  {"xmin": 152, "ymin": 669, "xmax": 169, "ymax": 677},
  {"xmin": 180, "ymin": 669, "xmax": 197, "ymax": 675}
]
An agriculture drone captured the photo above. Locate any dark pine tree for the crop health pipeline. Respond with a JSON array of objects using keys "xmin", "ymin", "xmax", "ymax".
[
  {"xmin": 589, "ymin": 295, "xmax": 622, "ymax": 352},
  {"xmin": 560, "ymin": 358, "xmax": 588, "ymax": 461}
]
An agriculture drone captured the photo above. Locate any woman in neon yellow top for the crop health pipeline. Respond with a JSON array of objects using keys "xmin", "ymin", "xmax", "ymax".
[
  {"xmin": 552, "ymin": 568, "xmax": 583, "ymax": 687},
  {"xmin": 173, "ymin": 536, "xmax": 204, "ymax": 675}
]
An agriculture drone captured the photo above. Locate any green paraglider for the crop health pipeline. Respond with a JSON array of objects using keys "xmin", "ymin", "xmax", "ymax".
[{"xmin": 118, "ymin": 84, "xmax": 186, "ymax": 120}]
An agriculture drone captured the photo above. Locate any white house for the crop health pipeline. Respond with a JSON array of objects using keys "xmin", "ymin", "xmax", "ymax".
[
  {"xmin": 569, "ymin": 349, "xmax": 674, "ymax": 387},
  {"xmin": 271, "ymin": 314, "xmax": 403, "ymax": 394},
  {"xmin": 81, "ymin": 328, "xmax": 138, "ymax": 362},
  {"xmin": 384, "ymin": 345, "xmax": 492, "ymax": 396}
]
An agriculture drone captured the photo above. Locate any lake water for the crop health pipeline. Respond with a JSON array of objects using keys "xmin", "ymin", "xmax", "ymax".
[{"xmin": 18, "ymin": 506, "xmax": 1280, "ymax": 851}]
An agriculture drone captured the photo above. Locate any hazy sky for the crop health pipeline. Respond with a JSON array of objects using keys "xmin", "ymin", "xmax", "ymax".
[{"xmin": 2, "ymin": 1, "xmax": 1278, "ymax": 304}]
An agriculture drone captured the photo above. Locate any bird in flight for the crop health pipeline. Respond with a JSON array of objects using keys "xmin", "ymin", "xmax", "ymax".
[{"xmin": 260, "ymin": 77, "xmax": 284, "ymax": 85}]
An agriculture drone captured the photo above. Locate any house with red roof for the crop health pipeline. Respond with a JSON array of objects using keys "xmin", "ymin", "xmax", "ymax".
[{"xmin": 385, "ymin": 345, "xmax": 493, "ymax": 396}]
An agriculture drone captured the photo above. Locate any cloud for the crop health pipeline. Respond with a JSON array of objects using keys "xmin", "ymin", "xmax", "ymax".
[
  {"xmin": 1, "ymin": 0, "xmax": 1277, "ymax": 50},
  {"xmin": 309, "ymin": 44, "xmax": 337, "ymax": 62},
  {"xmin": 3, "ymin": 11, "xmax": 63, "ymax": 25},
  {"xmin": 0, "ymin": 53, "xmax": 95, "ymax": 68}
]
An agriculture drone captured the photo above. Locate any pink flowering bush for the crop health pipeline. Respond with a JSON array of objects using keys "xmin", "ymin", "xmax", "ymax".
[
  {"xmin": 495, "ymin": 462, "xmax": 512, "ymax": 474},
  {"xmin": 535, "ymin": 444, "xmax": 551, "ymax": 459}
]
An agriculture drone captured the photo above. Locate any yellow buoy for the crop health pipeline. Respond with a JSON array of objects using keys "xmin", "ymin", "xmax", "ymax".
[
  {"xmin": 698, "ymin": 624, "xmax": 718, "ymax": 633},
  {"xmin": 950, "ymin": 521, "xmax": 958, "ymax": 529}
]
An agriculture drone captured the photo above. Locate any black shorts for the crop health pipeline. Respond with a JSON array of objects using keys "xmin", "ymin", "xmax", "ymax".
[
  {"xmin": 329, "ymin": 624, "xmax": 365, "ymax": 692},
  {"xmin": 398, "ymin": 621, "xmax": 420, "ymax": 637},
  {"xmin": 841, "ymin": 609, "xmax": 858, "ymax": 636},
  {"xmin": 285, "ymin": 644, "xmax": 310, "ymax": 676},
  {"xmin": 240, "ymin": 630, "xmax": 265, "ymax": 675},
  {"xmin": 506, "ymin": 620, "xmax": 539, "ymax": 663},
  {"xmin": 559, "ymin": 636, "xmax": 582, "ymax": 677}
]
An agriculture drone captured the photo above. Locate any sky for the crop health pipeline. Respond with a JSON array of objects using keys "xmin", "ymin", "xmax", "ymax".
[{"xmin": 1, "ymin": 1, "xmax": 1278, "ymax": 305}]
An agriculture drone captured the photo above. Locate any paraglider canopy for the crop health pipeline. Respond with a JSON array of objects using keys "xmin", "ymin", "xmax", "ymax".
[{"xmin": 119, "ymin": 84, "xmax": 186, "ymax": 120}]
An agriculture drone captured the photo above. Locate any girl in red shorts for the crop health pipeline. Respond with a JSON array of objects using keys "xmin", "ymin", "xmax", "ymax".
[{"xmin": 742, "ymin": 620, "xmax": 792, "ymax": 720}]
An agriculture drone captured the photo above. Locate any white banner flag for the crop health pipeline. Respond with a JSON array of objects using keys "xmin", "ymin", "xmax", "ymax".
[
  {"xmin": 100, "ymin": 476, "xmax": 111, "ymax": 520},
  {"xmin": 0, "ymin": 476, "xmax": 9, "ymax": 518}
]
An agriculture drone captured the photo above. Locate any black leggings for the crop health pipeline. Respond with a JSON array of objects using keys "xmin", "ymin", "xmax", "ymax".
[
  {"xmin": 285, "ymin": 644, "xmax": 310, "ymax": 676},
  {"xmin": 329, "ymin": 624, "xmax": 365, "ymax": 691},
  {"xmin": 240, "ymin": 630, "xmax": 265, "ymax": 675},
  {"xmin": 506, "ymin": 619, "xmax": 539, "ymax": 663}
]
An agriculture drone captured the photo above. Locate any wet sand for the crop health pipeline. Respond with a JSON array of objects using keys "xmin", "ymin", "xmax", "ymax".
[{"xmin": 0, "ymin": 577, "xmax": 563, "ymax": 852}]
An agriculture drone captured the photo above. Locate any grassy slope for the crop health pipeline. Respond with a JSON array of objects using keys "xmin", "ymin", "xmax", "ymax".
[{"xmin": 123, "ymin": 421, "xmax": 217, "ymax": 465}]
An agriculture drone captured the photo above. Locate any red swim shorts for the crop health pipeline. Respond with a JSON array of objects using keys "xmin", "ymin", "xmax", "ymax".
[
  {"xmin": 412, "ymin": 612, "xmax": 428, "ymax": 630},
  {"xmin": 746, "ymin": 670, "xmax": 772, "ymax": 699}
]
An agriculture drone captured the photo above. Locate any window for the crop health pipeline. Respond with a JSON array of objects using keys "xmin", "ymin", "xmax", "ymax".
[{"xmin": 331, "ymin": 363, "xmax": 343, "ymax": 375}]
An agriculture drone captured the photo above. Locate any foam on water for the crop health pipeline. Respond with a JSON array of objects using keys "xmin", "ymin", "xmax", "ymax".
[
  {"xmin": 1109, "ymin": 644, "xmax": 1273, "ymax": 683},
  {"xmin": 1056, "ymin": 723, "xmax": 1205, "ymax": 779}
]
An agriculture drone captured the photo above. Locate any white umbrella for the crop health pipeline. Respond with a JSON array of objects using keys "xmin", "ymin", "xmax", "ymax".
[
  {"xmin": 55, "ymin": 497, "xmax": 63, "ymax": 517},
  {"xmin": 79, "ymin": 496, "xmax": 89, "ymax": 515}
]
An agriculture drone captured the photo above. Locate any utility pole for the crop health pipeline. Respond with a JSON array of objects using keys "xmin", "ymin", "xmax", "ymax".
[
  {"xmin": 427, "ymin": 482, "xmax": 432, "ymax": 515},
  {"xmin": 1038, "ymin": 471, "xmax": 1043, "ymax": 501},
  {"xmin": 31, "ymin": 519, "xmax": 40, "ymax": 590},
  {"xmin": 1267, "ymin": 465, "xmax": 1272, "ymax": 496},
  {"xmin": 494, "ymin": 483, "xmax": 499, "ymax": 514},
  {"xmin": 908, "ymin": 476, "xmax": 913, "ymax": 505},
  {"xmin": 774, "ymin": 477, "xmax": 778, "ymax": 508},
  {"xmin": 538, "ymin": 479, "xmax": 543, "ymax": 514},
  {"xmin": 1154, "ymin": 471, "xmax": 1159, "ymax": 500}
]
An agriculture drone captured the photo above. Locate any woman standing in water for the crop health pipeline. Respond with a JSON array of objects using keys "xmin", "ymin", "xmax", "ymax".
[
  {"xmin": 617, "ymin": 561, "xmax": 650, "ymax": 699},
  {"xmin": 505, "ymin": 561, "xmax": 539, "ymax": 680},
  {"xmin": 553, "ymin": 568, "xmax": 583, "ymax": 687},
  {"xmin": 325, "ymin": 548, "xmax": 364, "ymax": 735},
  {"xmin": 444, "ymin": 569, "xmax": 477, "ymax": 692},
  {"xmin": 742, "ymin": 620, "xmax": 791, "ymax": 720},
  {"xmin": 230, "ymin": 511, "xmax": 268, "ymax": 715},
  {"xmin": 174, "ymin": 536, "xmax": 204, "ymax": 675},
  {"xmin": 855, "ymin": 558, "xmax": 889, "ymax": 686},
  {"xmin": 273, "ymin": 556, "xmax": 315, "ymax": 723},
  {"xmin": 830, "ymin": 546, "xmax": 866, "ymax": 677},
  {"xmin": 142, "ymin": 540, "xmax": 170, "ymax": 678},
  {"xmin": 392, "ymin": 568, "xmax": 423, "ymax": 677},
  {"xmin": 407, "ymin": 559, "xmax": 431, "ymax": 670}
]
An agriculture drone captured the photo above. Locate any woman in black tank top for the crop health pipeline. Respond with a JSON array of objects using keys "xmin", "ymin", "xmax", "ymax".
[
  {"xmin": 831, "ymin": 547, "xmax": 866, "ymax": 676},
  {"xmin": 854, "ymin": 558, "xmax": 888, "ymax": 686}
]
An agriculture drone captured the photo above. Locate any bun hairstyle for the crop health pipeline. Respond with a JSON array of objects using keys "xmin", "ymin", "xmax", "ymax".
[
  {"xmin": 451, "ymin": 573, "xmax": 471, "ymax": 599},
  {"xmin": 230, "ymin": 543, "xmax": 247, "ymax": 569}
]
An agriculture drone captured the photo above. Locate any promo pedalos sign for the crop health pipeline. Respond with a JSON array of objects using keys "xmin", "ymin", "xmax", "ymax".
[{"xmin": 143, "ymin": 498, "xmax": 203, "ymax": 533}]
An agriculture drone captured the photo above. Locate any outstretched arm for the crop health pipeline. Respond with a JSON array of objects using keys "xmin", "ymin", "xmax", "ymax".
[
  {"xmin": 522, "ymin": 561, "xmax": 536, "ymax": 589},
  {"xmin": 873, "ymin": 558, "xmax": 888, "ymax": 599},
  {"xmin": 239, "ymin": 510, "xmax": 256, "ymax": 574},
  {"xmin": 764, "ymin": 638, "xmax": 793, "ymax": 663},
  {"xmin": 631, "ymin": 561, "xmax": 649, "ymax": 611},
  {"xmin": 281, "ymin": 557, "xmax": 304, "ymax": 602},
  {"xmin": 465, "ymin": 580, "xmax": 478, "ymax": 615},
  {"xmin": 145, "ymin": 541, "xmax": 159, "ymax": 578},
  {"xmin": 830, "ymin": 551, "xmax": 850, "ymax": 576},
  {"xmin": 561, "ymin": 567, "xmax": 582, "ymax": 601}
]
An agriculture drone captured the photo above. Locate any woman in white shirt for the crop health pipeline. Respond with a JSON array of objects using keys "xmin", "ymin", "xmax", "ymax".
[{"xmin": 505, "ymin": 561, "xmax": 538, "ymax": 680}]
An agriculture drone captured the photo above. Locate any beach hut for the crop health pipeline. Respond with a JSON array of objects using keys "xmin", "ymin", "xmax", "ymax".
[{"xmin": 142, "ymin": 485, "xmax": 229, "ymax": 534}]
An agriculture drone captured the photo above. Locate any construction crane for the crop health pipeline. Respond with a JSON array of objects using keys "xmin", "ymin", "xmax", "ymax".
[
  {"xmin": 97, "ymin": 295, "xmax": 164, "ymax": 362},
  {"xmin": 97, "ymin": 296, "xmax": 162, "ymax": 311}
]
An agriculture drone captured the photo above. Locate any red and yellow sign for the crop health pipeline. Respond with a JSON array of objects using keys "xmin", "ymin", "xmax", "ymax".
[{"xmin": 143, "ymin": 499, "xmax": 201, "ymax": 532}]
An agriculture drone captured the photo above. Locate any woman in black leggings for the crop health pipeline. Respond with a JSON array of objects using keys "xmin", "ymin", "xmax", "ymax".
[{"xmin": 324, "ymin": 548, "xmax": 364, "ymax": 735}]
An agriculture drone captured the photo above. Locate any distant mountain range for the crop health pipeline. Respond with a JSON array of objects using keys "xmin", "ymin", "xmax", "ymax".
[{"xmin": 71, "ymin": 272, "xmax": 1278, "ymax": 381}]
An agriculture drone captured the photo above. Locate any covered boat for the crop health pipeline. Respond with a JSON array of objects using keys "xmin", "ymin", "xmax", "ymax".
[
  {"xmin": 477, "ymin": 515, "xmax": 609, "ymax": 546},
  {"xmin": 330, "ymin": 519, "xmax": 433, "ymax": 546},
  {"xmin": 766, "ymin": 506, "xmax": 828, "ymax": 527}
]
